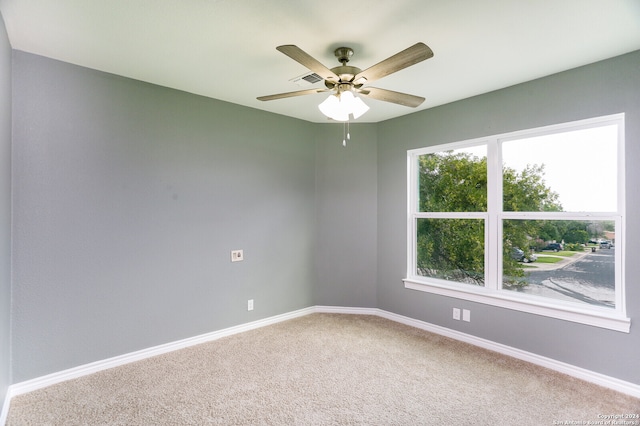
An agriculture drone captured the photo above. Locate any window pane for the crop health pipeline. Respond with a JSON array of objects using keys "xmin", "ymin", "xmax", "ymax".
[
  {"xmin": 418, "ymin": 146, "xmax": 487, "ymax": 212},
  {"xmin": 502, "ymin": 219, "xmax": 615, "ymax": 309},
  {"xmin": 502, "ymin": 125, "xmax": 618, "ymax": 212},
  {"xmin": 417, "ymin": 218, "xmax": 485, "ymax": 286}
]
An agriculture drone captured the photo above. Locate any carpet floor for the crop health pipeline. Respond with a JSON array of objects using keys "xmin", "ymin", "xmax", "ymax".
[{"xmin": 7, "ymin": 313, "xmax": 640, "ymax": 425}]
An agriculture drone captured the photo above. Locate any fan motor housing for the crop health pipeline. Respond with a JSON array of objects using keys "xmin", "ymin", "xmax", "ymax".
[{"xmin": 325, "ymin": 65, "xmax": 363, "ymax": 89}]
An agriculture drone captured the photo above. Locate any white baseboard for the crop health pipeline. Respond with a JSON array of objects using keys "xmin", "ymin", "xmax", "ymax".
[
  {"xmin": 2, "ymin": 305, "xmax": 638, "ymax": 426},
  {"xmin": 313, "ymin": 305, "xmax": 378, "ymax": 315}
]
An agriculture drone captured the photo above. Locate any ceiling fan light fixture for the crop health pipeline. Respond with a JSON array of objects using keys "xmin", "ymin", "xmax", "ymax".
[
  {"xmin": 318, "ymin": 94, "xmax": 346, "ymax": 121},
  {"xmin": 351, "ymin": 96, "xmax": 370, "ymax": 120},
  {"xmin": 318, "ymin": 90, "xmax": 369, "ymax": 122}
]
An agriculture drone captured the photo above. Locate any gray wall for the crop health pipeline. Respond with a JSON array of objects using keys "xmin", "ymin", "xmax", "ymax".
[
  {"xmin": 11, "ymin": 52, "xmax": 317, "ymax": 382},
  {"xmin": 377, "ymin": 50, "xmax": 640, "ymax": 385},
  {"xmin": 314, "ymin": 123, "xmax": 378, "ymax": 307},
  {"xmin": 0, "ymin": 12, "xmax": 11, "ymax": 415}
]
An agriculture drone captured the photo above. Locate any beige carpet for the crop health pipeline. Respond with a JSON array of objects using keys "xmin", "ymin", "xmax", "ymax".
[{"xmin": 7, "ymin": 313, "xmax": 640, "ymax": 425}]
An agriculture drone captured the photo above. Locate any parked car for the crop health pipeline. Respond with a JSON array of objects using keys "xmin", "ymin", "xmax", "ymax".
[
  {"xmin": 543, "ymin": 243, "xmax": 563, "ymax": 252},
  {"xmin": 511, "ymin": 247, "xmax": 538, "ymax": 263},
  {"xmin": 599, "ymin": 241, "xmax": 613, "ymax": 249}
]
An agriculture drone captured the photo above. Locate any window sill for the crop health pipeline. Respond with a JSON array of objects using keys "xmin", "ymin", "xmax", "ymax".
[{"xmin": 403, "ymin": 278, "xmax": 631, "ymax": 333}]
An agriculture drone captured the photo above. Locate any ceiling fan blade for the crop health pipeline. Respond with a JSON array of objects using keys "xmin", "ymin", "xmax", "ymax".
[
  {"xmin": 257, "ymin": 88, "xmax": 329, "ymax": 101},
  {"xmin": 276, "ymin": 45, "xmax": 339, "ymax": 82},
  {"xmin": 354, "ymin": 43, "xmax": 433, "ymax": 85},
  {"xmin": 357, "ymin": 87, "xmax": 425, "ymax": 108}
]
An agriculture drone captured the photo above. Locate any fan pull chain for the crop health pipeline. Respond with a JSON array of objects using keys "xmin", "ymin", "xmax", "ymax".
[
  {"xmin": 342, "ymin": 122, "xmax": 346, "ymax": 147},
  {"xmin": 342, "ymin": 120, "xmax": 351, "ymax": 147}
]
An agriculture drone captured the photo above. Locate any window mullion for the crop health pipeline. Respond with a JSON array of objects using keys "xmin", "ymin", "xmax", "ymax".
[
  {"xmin": 486, "ymin": 138, "xmax": 500, "ymax": 290},
  {"xmin": 407, "ymin": 153, "xmax": 418, "ymax": 277}
]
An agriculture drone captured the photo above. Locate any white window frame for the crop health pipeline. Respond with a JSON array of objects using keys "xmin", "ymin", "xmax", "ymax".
[{"xmin": 404, "ymin": 114, "xmax": 629, "ymax": 332}]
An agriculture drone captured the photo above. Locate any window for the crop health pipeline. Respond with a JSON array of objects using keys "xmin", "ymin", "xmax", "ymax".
[{"xmin": 405, "ymin": 114, "xmax": 628, "ymax": 332}]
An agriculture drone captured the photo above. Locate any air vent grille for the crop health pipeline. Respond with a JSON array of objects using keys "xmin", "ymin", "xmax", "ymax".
[
  {"xmin": 290, "ymin": 72, "xmax": 323, "ymax": 87},
  {"xmin": 302, "ymin": 73, "xmax": 322, "ymax": 84}
]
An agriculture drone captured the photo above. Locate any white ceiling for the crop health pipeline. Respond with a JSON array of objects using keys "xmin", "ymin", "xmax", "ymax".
[{"xmin": 1, "ymin": 0, "xmax": 639, "ymax": 123}]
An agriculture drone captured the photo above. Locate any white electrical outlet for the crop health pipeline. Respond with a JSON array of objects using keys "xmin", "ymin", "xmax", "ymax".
[
  {"xmin": 231, "ymin": 249, "xmax": 244, "ymax": 262},
  {"xmin": 453, "ymin": 308, "xmax": 461, "ymax": 320},
  {"xmin": 247, "ymin": 299, "xmax": 254, "ymax": 311},
  {"xmin": 463, "ymin": 309, "xmax": 471, "ymax": 322}
]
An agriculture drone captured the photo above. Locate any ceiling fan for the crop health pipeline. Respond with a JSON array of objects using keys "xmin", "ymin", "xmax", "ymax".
[{"xmin": 257, "ymin": 43, "xmax": 434, "ymax": 121}]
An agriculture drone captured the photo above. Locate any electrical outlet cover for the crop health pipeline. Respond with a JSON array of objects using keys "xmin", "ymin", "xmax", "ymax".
[
  {"xmin": 231, "ymin": 250, "xmax": 244, "ymax": 262},
  {"xmin": 463, "ymin": 309, "xmax": 471, "ymax": 322},
  {"xmin": 453, "ymin": 308, "xmax": 461, "ymax": 320}
]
